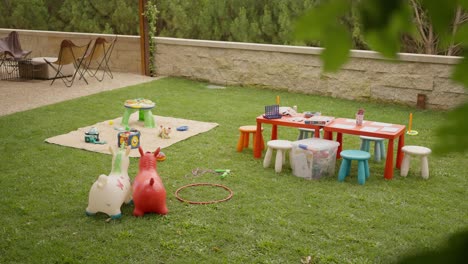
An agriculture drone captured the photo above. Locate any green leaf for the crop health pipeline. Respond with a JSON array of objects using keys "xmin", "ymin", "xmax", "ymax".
[
  {"xmin": 294, "ymin": 0, "xmax": 350, "ymax": 40},
  {"xmin": 459, "ymin": 0, "xmax": 468, "ymax": 10},
  {"xmin": 321, "ymin": 25, "xmax": 352, "ymax": 72},
  {"xmin": 421, "ymin": 0, "xmax": 458, "ymax": 36},
  {"xmin": 294, "ymin": 10, "xmax": 322, "ymax": 41},
  {"xmin": 360, "ymin": 0, "xmax": 405, "ymax": 31},
  {"xmin": 420, "ymin": 0, "xmax": 459, "ymax": 51},
  {"xmin": 294, "ymin": 0, "xmax": 351, "ymax": 71},
  {"xmin": 365, "ymin": 30, "xmax": 399, "ymax": 59},
  {"xmin": 454, "ymin": 23, "xmax": 468, "ymax": 44},
  {"xmin": 434, "ymin": 102, "xmax": 468, "ymax": 154},
  {"xmin": 451, "ymin": 54, "xmax": 468, "ymax": 87},
  {"xmin": 360, "ymin": 0, "xmax": 414, "ymax": 58}
]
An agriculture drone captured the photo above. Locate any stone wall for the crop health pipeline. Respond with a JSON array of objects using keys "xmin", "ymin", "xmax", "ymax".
[
  {"xmin": 2, "ymin": 28, "xmax": 466, "ymax": 109},
  {"xmin": 155, "ymin": 37, "xmax": 466, "ymax": 110}
]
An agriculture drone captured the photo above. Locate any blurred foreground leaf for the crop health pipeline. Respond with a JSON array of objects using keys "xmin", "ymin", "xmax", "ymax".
[
  {"xmin": 421, "ymin": 0, "xmax": 458, "ymax": 39},
  {"xmin": 294, "ymin": 0, "xmax": 351, "ymax": 71},
  {"xmin": 360, "ymin": 0, "xmax": 415, "ymax": 58},
  {"xmin": 397, "ymin": 228, "xmax": 468, "ymax": 263},
  {"xmin": 434, "ymin": 102, "xmax": 468, "ymax": 154}
]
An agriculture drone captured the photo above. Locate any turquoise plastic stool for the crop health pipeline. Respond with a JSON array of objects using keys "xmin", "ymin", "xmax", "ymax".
[
  {"xmin": 297, "ymin": 128, "xmax": 322, "ymax": 140},
  {"xmin": 338, "ymin": 150, "xmax": 371, "ymax": 185},
  {"xmin": 360, "ymin": 136, "xmax": 386, "ymax": 162}
]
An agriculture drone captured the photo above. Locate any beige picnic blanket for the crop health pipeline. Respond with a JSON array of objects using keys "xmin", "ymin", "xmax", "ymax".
[{"xmin": 45, "ymin": 113, "xmax": 219, "ymax": 157}]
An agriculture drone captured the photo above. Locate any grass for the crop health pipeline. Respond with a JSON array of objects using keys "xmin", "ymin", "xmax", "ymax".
[{"xmin": 0, "ymin": 77, "xmax": 467, "ymax": 263}]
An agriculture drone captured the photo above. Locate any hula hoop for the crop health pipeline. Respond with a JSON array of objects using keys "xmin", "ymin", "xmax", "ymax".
[
  {"xmin": 407, "ymin": 130, "xmax": 418, "ymax": 136},
  {"xmin": 175, "ymin": 183, "xmax": 233, "ymax": 205}
]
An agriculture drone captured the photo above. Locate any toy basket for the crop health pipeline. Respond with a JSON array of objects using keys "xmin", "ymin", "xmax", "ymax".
[{"xmin": 263, "ymin": 105, "xmax": 282, "ymax": 119}]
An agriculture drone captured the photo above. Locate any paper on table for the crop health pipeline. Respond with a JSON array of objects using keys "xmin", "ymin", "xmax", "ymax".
[
  {"xmin": 360, "ymin": 126, "xmax": 379, "ymax": 132},
  {"xmin": 381, "ymin": 127, "xmax": 399, "ymax": 132},
  {"xmin": 371, "ymin": 122, "xmax": 392, "ymax": 126},
  {"xmin": 344, "ymin": 119, "xmax": 355, "ymax": 123},
  {"xmin": 331, "ymin": 124, "xmax": 355, "ymax": 129}
]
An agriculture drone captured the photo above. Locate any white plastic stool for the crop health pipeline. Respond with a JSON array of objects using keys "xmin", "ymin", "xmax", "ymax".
[
  {"xmin": 360, "ymin": 136, "xmax": 386, "ymax": 162},
  {"xmin": 401, "ymin": 145, "xmax": 432, "ymax": 179},
  {"xmin": 263, "ymin": 140, "xmax": 293, "ymax": 173}
]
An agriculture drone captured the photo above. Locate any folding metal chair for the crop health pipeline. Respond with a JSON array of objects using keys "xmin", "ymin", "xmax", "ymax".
[
  {"xmin": 82, "ymin": 36, "xmax": 117, "ymax": 82},
  {"xmin": 44, "ymin": 39, "xmax": 91, "ymax": 87}
]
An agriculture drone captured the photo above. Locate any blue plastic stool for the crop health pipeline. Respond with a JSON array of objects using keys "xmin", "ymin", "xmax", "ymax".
[
  {"xmin": 338, "ymin": 150, "xmax": 371, "ymax": 185},
  {"xmin": 360, "ymin": 136, "xmax": 386, "ymax": 162}
]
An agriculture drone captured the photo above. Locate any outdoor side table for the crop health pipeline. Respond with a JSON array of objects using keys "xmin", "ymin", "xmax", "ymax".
[
  {"xmin": 30, "ymin": 57, "xmax": 74, "ymax": 79},
  {"xmin": 2, "ymin": 58, "xmax": 33, "ymax": 80},
  {"xmin": 121, "ymin": 99, "xmax": 156, "ymax": 129}
]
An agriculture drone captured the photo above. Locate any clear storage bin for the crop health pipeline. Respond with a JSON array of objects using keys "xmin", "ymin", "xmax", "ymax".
[{"xmin": 291, "ymin": 138, "xmax": 340, "ymax": 180}]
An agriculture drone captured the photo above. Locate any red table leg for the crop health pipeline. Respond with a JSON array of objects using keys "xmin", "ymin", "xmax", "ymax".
[
  {"xmin": 254, "ymin": 121, "xmax": 263, "ymax": 158},
  {"xmin": 259, "ymin": 129, "xmax": 265, "ymax": 150},
  {"xmin": 396, "ymin": 133, "xmax": 405, "ymax": 169},
  {"xmin": 314, "ymin": 128, "xmax": 320, "ymax": 138},
  {"xmin": 271, "ymin": 125, "xmax": 278, "ymax": 140},
  {"xmin": 384, "ymin": 138, "xmax": 395, "ymax": 180},
  {"xmin": 336, "ymin": 133, "xmax": 343, "ymax": 159}
]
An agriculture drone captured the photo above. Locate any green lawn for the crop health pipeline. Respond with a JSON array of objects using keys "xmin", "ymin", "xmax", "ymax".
[{"xmin": 0, "ymin": 77, "xmax": 466, "ymax": 263}]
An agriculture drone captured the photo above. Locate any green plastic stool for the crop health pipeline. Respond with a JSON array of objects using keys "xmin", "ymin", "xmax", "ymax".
[
  {"xmin": 338, "ymin": 150, "xmax": 371, "ymax": 185},
  {"xmin": 360, "ymin": 136, "xmax": 386, "ymax": 162},
  {"xmin": 121, "ymin": 106, "xmax": 155, "ymax": 129}
]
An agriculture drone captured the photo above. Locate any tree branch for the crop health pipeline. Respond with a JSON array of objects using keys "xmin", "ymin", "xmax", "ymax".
[{"xmin": 410, "ymin": 0, "xmax": 429, "ymax": 44}]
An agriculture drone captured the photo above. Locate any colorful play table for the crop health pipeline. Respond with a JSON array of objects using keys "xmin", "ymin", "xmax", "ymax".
[{"xmin": 121, "ymin": 98, "xmax": 156, "ymax": 128}]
